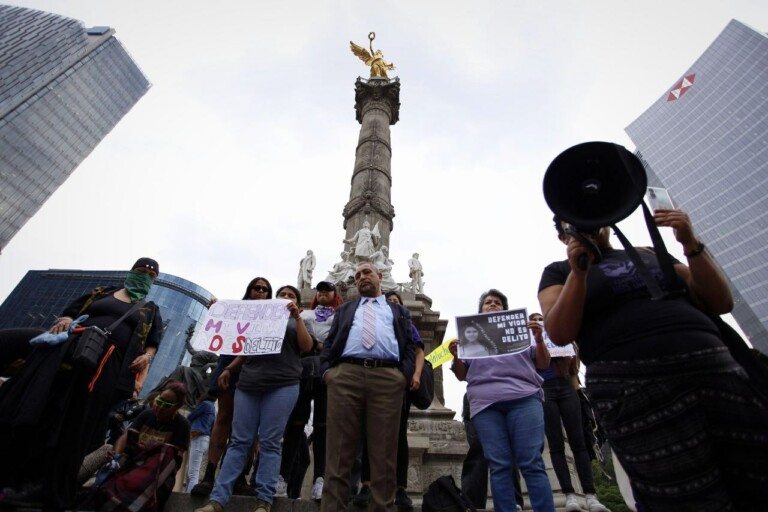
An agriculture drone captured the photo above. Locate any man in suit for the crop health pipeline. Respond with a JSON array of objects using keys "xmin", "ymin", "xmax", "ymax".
[{"xmin": 319, "ymin": 262, "xmax": 416, "ymax": 512}]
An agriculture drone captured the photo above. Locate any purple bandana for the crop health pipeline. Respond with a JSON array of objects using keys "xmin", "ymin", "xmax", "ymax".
[{"xmin": 314, "ymin": 305, "xmax": 335, "ymax": 322}]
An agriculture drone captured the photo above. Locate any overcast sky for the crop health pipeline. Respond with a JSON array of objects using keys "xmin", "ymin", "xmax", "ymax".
[{"xmin": 2, "ymin": 0, "xmax": 767, "ymax": 416}]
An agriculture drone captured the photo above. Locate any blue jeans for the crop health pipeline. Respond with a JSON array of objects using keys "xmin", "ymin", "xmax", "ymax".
[
  {"xmin": 472, "ymin": 394, "xmax": 554, "ymax": 512},
  {"xmin": 186, "ymin": 434, "xmax": 211, "ymax": 492},
  {"xmin": 210, "ymin": 384, "xmax": 299, "ymax": 504}
]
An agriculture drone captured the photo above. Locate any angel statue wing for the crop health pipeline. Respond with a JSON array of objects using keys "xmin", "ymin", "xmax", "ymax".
[
  {"xmin": 371, "ymin": 222, "xmax": 381, "ymax": 245},
  {"xmin": 350, "ymin": 39, "xmax": 395, "ymax": 78},
  {"xmin": 350, "ymin": 41, "xmax": 374, "ymax": 66}
]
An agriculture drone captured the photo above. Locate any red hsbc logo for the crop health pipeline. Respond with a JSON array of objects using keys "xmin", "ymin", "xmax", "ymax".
[{"xmin": 667, "ymin": 73, "xmax": 696, "ymax": 101}]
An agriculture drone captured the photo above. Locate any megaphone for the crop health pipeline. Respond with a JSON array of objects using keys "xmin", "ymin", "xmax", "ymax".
[{"xmin": 543, "ymin": 142, "xmax": 648, "ymax": 268}]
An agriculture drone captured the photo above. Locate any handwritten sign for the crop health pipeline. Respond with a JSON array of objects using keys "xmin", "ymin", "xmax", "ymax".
[
  {"xmin": 425, "ymin": 338, "xmax": 457, "ymax": 369},
  {"xmin": 541, "ymin": 329, "xmax": 576, "ymax": 358},
  {"xmin": 456, "ymin": 308, "xmax": 530, "ymax": 359},
  {"xmin": 190, "ymin": 299, "xmax": 290, "ymax": 356}
]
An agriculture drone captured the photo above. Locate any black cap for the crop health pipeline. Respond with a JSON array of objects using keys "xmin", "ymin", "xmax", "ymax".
[
  {"xmin": 316, "ymin": 281, "xmax": 336, "ymax": 292},
  {"xmin": 132, "ymin": 257, "xmax": 160, "ymax": 275}
]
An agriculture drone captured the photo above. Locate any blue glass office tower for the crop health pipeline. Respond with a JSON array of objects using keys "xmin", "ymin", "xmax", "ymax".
[
  {"xmin": 0, "ymin": 5, "xmax": 150, "ymax": 251},
  {"xmin": 625, "ymin": 19, "xmax": 768, "ymax": 352},
  {"xmin": 0, "ymin": 269, "xmax": 213, "ymax": 394}
]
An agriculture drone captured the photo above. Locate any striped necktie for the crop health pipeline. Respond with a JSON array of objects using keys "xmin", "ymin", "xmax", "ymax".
[{"xmin": 362, "ymin": 298, "xmax": 376, "ymax": 350}]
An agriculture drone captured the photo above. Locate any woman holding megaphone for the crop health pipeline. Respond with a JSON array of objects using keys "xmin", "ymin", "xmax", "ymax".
[{"xmin": 539, "ymin": 211, "xmax": 768, "ymax": 511}]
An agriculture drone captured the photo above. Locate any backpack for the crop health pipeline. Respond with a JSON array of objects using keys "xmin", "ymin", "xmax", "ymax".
[
  {"xmin": 422, "ymin": 475, "xmax": 477, "ymax": 512},
  {"xmin": 97, "ymin": 444, "xmax": 179, "ymax": 512},
  {"xmin": 409, "ymin": 360, "xmax": 435, "ymax": 410}
]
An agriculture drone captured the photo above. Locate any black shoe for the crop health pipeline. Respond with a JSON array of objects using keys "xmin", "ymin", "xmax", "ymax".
[
  {"xmin": 0, "ymin": 484, "xmax": 43, "ymax": 508},
  {"xmin": 395, "ymin": 488, "xmax": 413, "ymax": 511},
  {"xmin": 352, "ymin": 485, "xmax": 370, "ymax": 508},
  {"xmin": 232, "ymin": 479, "xmax": 256, "ymax": 496},
  {"xmin": 190, "ymin": 479, "xmax": 214, "ymax": 497}
]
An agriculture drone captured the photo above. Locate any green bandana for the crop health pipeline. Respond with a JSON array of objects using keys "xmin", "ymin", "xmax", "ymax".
[{"xmin": 124, "ymin": 270, "xmax": 154, "ymax": 303}]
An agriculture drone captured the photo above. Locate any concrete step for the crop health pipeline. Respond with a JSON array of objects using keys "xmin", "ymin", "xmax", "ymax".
[{"xmin": 167, "ymin": 492, "xmax": 578, "ymax": 512}]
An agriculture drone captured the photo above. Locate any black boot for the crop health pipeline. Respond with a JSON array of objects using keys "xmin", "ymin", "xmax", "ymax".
[{"xmin": 190, "ymin": 462, "xmax": 216, "ymax": 496}]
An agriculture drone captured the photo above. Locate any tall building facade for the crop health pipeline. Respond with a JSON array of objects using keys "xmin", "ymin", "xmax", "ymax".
[
  {"xmin": 0, "ymin": 5, "xmax": 150, "ymax": 251},
  {"xmin": 0, "ymin": 269, "xmax": 213, "ymax": 395},
  {"xmin": 625, "ymin": 19, "xmax": 768, "ymax": 352}
]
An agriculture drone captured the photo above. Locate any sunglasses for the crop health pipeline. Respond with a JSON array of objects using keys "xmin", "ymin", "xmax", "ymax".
[
  {"xmin": 154, "ymin": 396, "xmax": 178, "ymax": 409},
  {"xmin": 251, "ymin": 285, "xmax": 270, "ymax": 293}
]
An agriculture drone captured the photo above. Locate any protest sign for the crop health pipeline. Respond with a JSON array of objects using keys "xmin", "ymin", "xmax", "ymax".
[
  {"xmin": 190, "ymin": 299, "xmax": 291, "ymax": 356},
  {"xmin": 456, "ymin": 308, "xmax": 530, "ymax": 359},
  {"xmin": 541, "ymin": 329, "xmax": 577, "ymax": 358},
  {"xmin": 425, "ymin": 338, "xmax": 457, "ymax": 369}
]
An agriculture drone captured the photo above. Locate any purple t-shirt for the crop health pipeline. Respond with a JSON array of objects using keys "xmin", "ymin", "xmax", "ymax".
[{"xmin": 465, "ymin": 345, "xmax": 543, "ymax": 418}]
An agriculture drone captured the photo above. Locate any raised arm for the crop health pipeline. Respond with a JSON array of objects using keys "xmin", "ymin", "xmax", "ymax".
[
  {"xmin": 528, "ymin": 320, "xmax": 551, "ymax": 369},
  {"xmin": 539, "ymin": 235, "xmax": 592, "ymax": 345},
  {"xmin": 654, "ymin": 209, "xmax": 733, "ymax": 314},
  {"xmin": 448, "ymin": 340, "xmax": 468, "ymax": 381}
]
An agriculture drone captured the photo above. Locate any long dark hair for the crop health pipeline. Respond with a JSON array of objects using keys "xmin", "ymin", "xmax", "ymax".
[
  {"xmin": 464, "ymin": 320, "xmax": 499, "ymax": 355},
  {"xmin": 243, "ymin": 277, "xmax": 272, "ymax": 300}
]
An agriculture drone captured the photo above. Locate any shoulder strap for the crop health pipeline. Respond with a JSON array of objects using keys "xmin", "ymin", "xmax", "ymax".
[
  {"xmin": 104, "ymin": 300, "xmax": 147, "ymax": 334},
  {"xmin": 611, "ymin": 201, "xmax": 685, "ymax": 300}
]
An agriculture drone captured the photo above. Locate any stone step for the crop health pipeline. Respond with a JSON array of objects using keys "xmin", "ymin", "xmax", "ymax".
[{"xmin": 167, "ymin": 492, "xmax": 579, "ymax": 512}]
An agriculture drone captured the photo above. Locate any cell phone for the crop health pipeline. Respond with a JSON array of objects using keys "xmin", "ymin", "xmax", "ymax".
[{"xmin": 646, "ymin": 187, "xmax": 675, "ymax": 211}]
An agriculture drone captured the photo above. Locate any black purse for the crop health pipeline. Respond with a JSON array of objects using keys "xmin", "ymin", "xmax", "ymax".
[
  {"xmin": 69, "ymin": 300, "xmax": 146, "ymax": 371},
  {"xmin": 409, "ymin": 360, "xmax": 435, "ymax": 410}
]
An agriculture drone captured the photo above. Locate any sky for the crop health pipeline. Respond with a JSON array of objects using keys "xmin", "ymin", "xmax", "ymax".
[{"xmin": 2, "ymin": 0, "xmax": 767, "ymax": 417}]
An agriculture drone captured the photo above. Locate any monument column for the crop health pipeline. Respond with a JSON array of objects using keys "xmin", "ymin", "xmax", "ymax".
[{"xmin": 342, "ymin": 77, "xmax": 400, "ymax": 251}]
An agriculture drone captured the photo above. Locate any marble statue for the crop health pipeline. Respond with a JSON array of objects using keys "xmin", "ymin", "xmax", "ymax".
[
  {"xmin": 409, "ymin": 252, "xmax": 424, "ymax": 293},
  {"xmin": 327, "ymin": 251, "xmax": 356, "ymax": 289},
  {"xmin": 344, "ymin": 220, "xmax": 380, "ymax": 263},
  {"xmin": 298, "ymin": 249, "xmax": 316, "ymax": 289},
  {"xmin": 371, "ymin": 245, "xmax": 397, "ymax": 291},
  {"xmin": 350, "ymin": 32, "xmax": 396, "ymax": 79}
]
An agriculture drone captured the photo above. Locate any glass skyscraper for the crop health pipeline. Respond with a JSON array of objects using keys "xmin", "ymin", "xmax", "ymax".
[
  {"xmin": 0, "ymin": 269, "xmax": 213, "ymax": 395},
  {"xmin": 625, "ymin": 19, "xmax": 768, "ymax": 352},
  {"xmin": 0, "ymin": 5, "xmax": 150, "ymax": 251}
]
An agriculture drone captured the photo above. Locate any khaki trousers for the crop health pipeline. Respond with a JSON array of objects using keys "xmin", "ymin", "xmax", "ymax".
[{"xmin": 321, "ymin": 363, "xmax": 405, "ymax": 512}]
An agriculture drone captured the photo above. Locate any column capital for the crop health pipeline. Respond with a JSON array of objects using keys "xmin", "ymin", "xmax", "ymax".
[{"xmin": 354, "ymin": 77, "xmax": 400, "ymax": 125}]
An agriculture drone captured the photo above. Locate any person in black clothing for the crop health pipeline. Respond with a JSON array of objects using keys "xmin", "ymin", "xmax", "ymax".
[
  {"xmin": 0, "ymin": 257, "xmax": 162, "ymax": 511},
  {"xmin": 540, "ymin": 212, "xmax": 768, "ymax": 511}
]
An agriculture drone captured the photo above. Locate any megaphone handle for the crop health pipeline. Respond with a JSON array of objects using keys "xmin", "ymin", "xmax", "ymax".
[
  {"xmin": 565, "ymin": 228, "xmax": 602, "ymax": 270},
  {"xmin": 578, "ymin": 253, "xmax": 589, "ymax": 271}
]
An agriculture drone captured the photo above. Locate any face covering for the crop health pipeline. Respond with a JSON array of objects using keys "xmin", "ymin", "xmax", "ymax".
[
  {"xmin": 124, "ymin": 270, "xmax": 154, "ymax": 302},
  {"xmin": 314, "ymin": 305, "xmax": 335, "ymax": 322}
]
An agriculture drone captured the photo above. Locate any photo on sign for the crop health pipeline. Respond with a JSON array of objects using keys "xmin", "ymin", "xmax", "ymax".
[
  {"xmin": 455, "ymin": 307, "xmax": 531, "ymax": 359},
  {"xmin": 646, "ymin": 187, "xmax": 675, "ymax": 211}
]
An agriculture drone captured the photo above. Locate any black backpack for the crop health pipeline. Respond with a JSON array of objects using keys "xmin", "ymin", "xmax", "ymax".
[{"xmin": 422, "ymin": 475, "xmax": 478, "ymax": 512}]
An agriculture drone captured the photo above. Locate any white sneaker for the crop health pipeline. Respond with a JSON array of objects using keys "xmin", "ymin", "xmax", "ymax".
[
  {"xmin": 515, "ymin": 506, "xmax": 522, "ymax": 512},
  {"xmin": 274, "ymin": 475, "xmax": 287, "ymax": 497},
  {"xmin": 311, "ymin": 476, "xmax": 324, "ymax": 501},
  {"xmin": 586, "ymin": 494, "xmax": 611, "ymax": 512},
  {"xmin": 565, "ymin": 493, "xmax": 581, "ymax": 512}
]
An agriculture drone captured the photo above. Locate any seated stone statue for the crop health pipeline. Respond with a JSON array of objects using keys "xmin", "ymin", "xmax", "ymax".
[
  {"xmin": 326, "ymin": 251, "xmax": 356, "ymax": 288},
  {"xmin": 371, "ymin": 245, "xmax": 397, "ymax": 291}
]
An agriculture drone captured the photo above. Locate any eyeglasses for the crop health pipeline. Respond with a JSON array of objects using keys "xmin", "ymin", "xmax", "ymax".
[
  {"xmin": 154, "ymin": 396, "xmax": 178, "ymax": 409},
  {"xmin": 251, "ymin": 285, "xmax": 270, "ymax": 293},
  {"xmin": 531, "ymin": 318, "xmax": 544, "ymax": 322}
]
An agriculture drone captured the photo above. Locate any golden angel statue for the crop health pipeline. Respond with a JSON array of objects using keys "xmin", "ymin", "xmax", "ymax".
[{"xmin": 350, "ymin": 32, "xmax": 395, "ymax": 78}]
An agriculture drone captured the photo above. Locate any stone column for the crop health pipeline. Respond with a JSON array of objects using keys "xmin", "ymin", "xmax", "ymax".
[{"xmin": 342, "ymin": 77, "xmax": 400, "ymax": 251}]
